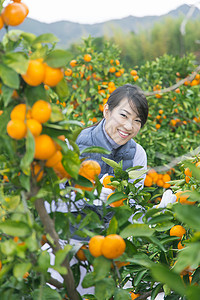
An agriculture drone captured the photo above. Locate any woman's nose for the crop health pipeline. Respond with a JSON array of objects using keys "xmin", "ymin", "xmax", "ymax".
[{"xmin": 124, "ymin": 120, "xmax": 133, "ymax": 131}]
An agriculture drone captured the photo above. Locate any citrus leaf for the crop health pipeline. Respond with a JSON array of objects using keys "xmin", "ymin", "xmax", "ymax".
[
  {"xmin": 32, "ymin": 33, "xmax": 59, "ymax": 45},
  {"xmin": 20, "ymin": 130, "xmax": 35, "ymax": 175},
  {"xmin": 45, "ymin": 49, "xmax": 70, "ymax": 68},
  {"xmin": 0, "ymin": 220, "xmax": 31, "ymax": 237},
  {"xmin": 105, "ymin": 192, "xmax": 127, "ymax": 206},
  {"xmin": 0, "ymin": 63, "xmax": 19, "ymax": 89},
  {"xmin": 13, "ymin": 262, "xmax": 32, "ymax": 281},
  {"xmin": 173, "ymin": 204, "xmax": 200, "ymax": 230},
  {"xmin": 95, "ymin": 277, "xmax": 115, "ymax": 300},
  {"xmin": 81, "ymin": 146, "xmax": 110, "ymax": 155},
  {"xmin": 2, "ymin": 52, "xmax": 29, "ymax": 74},
  {"xmin": 101, "ymin": 157, "xmax": 121, "ymax": 169},
  {"xmin": 120, "ymin": 223, "xmax": 155, "ymax": 238}
]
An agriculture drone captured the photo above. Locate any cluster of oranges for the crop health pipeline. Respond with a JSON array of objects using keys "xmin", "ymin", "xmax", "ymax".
[
  {"xmin": 98, "ymin": 81, "xmax": 116, "ymax": 112},
  {"xmin": 89, "ymin": 234, "xmax": 126, "ymax": 259},
  {"xmin": 184, "ymin": 161, "xmax": 200, "ymax": 183},
  {"xmin": 0, "ymin": 0, "xmax": 29, "ymax": 29},
  {"xmin": 109, "ymin": 59, "xmax": 124, "ymax": 78},
  {"xmin": 144, "ymin": 169, "xmax": 171, "ymax": 188},
  {"xmin": 130, "ymin": 69, "xmax": 139, "ymax": 82},
  {"xmin": 22, "ymin": 58, "xmax": 64, "ymax": 87}
]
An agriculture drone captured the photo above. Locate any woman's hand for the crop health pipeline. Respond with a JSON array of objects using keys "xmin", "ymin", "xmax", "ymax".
[{"xmin": 157, "ymin": 189, "xmax": 177, "ymax": 208}]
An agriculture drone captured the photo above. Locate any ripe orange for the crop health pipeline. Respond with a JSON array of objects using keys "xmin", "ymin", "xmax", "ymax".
[
  {"xmin": 84, "ymin": 54, "xmax": 92, "ymax": 62},
  {"xmin": 170, "ymin": 225, "xmax": 186, "ymax": 239},
  {"xmin": 76, "ymin": 245, "xmax": 88, "ymax": 261},
  {"xmin": 0, "ymin": 16, "xmax": 4, "ymax": 30},
  {"xmin": 184, "ymin": 167, "xmax": 192, "ymax": 177},
  {"xmin": 10, "ymin": 103, "xmax": 26, "ymax": 121},
  {"xmin": 31, "ymin": 100, "xmax": 51, "ymax": 124},
  {"xmin": 163, "ymin": 173, "xmax": 171, "ymax": 183},
  {"xmin": 175, "ymin": 191, "xmax": 196, "ymax": 205},
  {"xmin": 177, "ymin": 241, "xmax": 185, "ymax": 250},
  {"xmin": 130, "ymin": 70, "xmax": 137, "ymax": 76},
  {"xmin": 7, "ymin": 119, "xmax": 27, "ymax": 140},
  {"xmin": 107, "ymin": 193, "xmax": 125, "ymax": 207},
  {"xmin": 115, "ymin": 71, "xmax": 121, "ymax": 77},
  {"xmin": 64, "ymin": 68, "xmax": 72, "ymax": 77},
  {"xmin": 155, "ymin": 124, "xmax": 161, "ymax": 130},
  {"xmin": 34, "ymin": 134, "xmax": 57, "ymax": 160},
  {"xmin": 31, "ymin": 163, "xmax": 44, "ymax": 182},
  {"xmin": 144, "ymin": 174, "xmax": 153, "ymax": 187},
  {"xmin": 45, "ymin": 150, "xmax": 62, "ymax": 167},
  {"xmin": 109, "ymin": 67, "xmax": 116, "ymax": 73},
  {"xmin": 26, "ymin": 118, "xmax": 42, "ymax": 137},
  {"xmin": 78, "ymin": 160, "xmax": 101, "ymax": 181},
  {"xmin": 70, "ymin": 60, "xmax": 77, "ymax": 67},
  {"xmin": 0, "ymin": 260, "xmax": 2, "ymax": 271},
  {"xmin": 89, "ymin": 235, "xmax": 105, "ymax": 257},
  {"xmin": 22, "ymin": 59, "xmax": 45, "ymax": 86},
  {"xmin": 102, "ymin": 234, "xmax": 126, "ymax": 259},
  {"xmin": 1, "ymin": 2, "xmax": 27, "ymax": 26},
  {"xmin": 102, "ymin": 175, "xmax": 115, "ymax": 190},
  {"xmin": 130, "ymin": 292, "xmax": 141, "ymax": 300},
  {"xmin": 53, "ymin": 161, "xmax": 71, "ymax": 179},
  {"xmin": 43, "ymin": 64, "xmax": 64, "ymax": 87},
  {"xmin": 20, "ymin": 2, "xmax": 29, "ymax": 17}
]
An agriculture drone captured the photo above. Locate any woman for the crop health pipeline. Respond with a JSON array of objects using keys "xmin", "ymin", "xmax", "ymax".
[{"xmin": 76, "ymin": 83, "xmax": 148, "ymax": 204}]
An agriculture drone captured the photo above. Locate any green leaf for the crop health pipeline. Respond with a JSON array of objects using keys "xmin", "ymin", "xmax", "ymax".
[
  {"xmin": 147, "ymin": 213, "xmax": 174, "ymax": 225},
  {"xmin": 1, "ymin": 85, "xmax": 13, "ymax": 107},
  {"xmin": 54, "ymin": 78, "xmax": 69, "ymax": 98},
  {"xmin": 150, "ymin": 263, "xmax": 186, "ymax": 296},
  {"xmin": 0, "ymin": 63, "xmax": 19, "ymax": 89},
  {"xmin": 128, "ymin": 169, "xmax": 148, "ymax": 179},
  {"xmin": 82, "ymin": 272, "xmax": 95, "ymax": 288},
  {"xmin": 32, "ymin": 286, "xmax": 62, "ymax": 300},
  {"xmin": 147, "ymin": 236, "xmax": 166, "ymax": 252},
  {"xmin": 13, "ymin": 262, "xmax": 32, "ymax": 281},
  {"xmin": 93, "ymin": 256, "xmax": 112, "ymax": 282},
  {"xmin": 32, "ymin": 33, "xmax": 59, "ymax": 45},
  {"xmin": 106, "ymin": 216, "xmax": 118, "ymax": 235},
  {"xmin": 1, "ymin": 240, "xmax": 17, "ymax": 256},
  {"xmin": 20, "ymin": 130, "xmax": 35, "ymax": 175},
  {"xmin": 62, "ymin": 150, "xmax": 80, "ymax": 179},
  {"xmin": 105, "ymin": 191, "xmax": 127, "ymax": 206},
  {"xmin": 127, "ymin": 253, "xmax": 153, "ymax": 268},
  {"xmin": 20, "ymin": 32, "xmax": 36, "ymax": 43},
  {"xmin": 2, "ymin": 52, "xmax": 29, "ymax": 74},
  {"xmin": 184, "ymin": 161, "xmax": 200, "ymax": 181},
  {"xmin": 38, "ymin": 251, "xmax": 50, "ymax": 272},
  {"xmin": 0, "ymin": 220, "xmax": 31, "ymax": 237},
  {"xmin": 55, "ymin": 244, "xmax": 72, "ymax": 266},
  {"xmin": 134, "ymin": 269, "xmax": 148, "ymax": 286},
  {"xmin": 186, "ymin": 285, "xmax": 200, "ymax": 300},
  {"xmin": 120, "ymin": 223, "xmax": 155, "ymax": 238},
  {"xmin": 173, "ymin": 204, "xmax": 200, "ymax": 230},
  {"xmin": 95, "ymin": 277, "xmax": 115, "ymax": 300},
  {"xmin": 114, "ymin": 289, "xmax": 131, "ymax": 300},
  {"xmin": 81, "ymin": 146, "xmax": 111, "ymax": 155},
  {"xmin": 45, "ymin": 49, "xmax": 70, "ymax": 68},
  {"xmin": 101, "ymin": 157, "xmax": 121, "ymax": 169}
]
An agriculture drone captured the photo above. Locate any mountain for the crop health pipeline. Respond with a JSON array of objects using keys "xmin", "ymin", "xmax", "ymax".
[{"xmin": 0, "ymin": 4, "xmax": 199, "ymax": 49}]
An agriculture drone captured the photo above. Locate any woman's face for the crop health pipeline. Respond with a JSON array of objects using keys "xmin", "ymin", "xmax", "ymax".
[{"xmin": 103, "ymin": 98, "xmax": 142, "ymax": 145}]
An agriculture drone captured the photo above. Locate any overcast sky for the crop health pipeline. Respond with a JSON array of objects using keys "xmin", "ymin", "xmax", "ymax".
[{"xmin": 21, "ymin": 0, "xmax": 200, "ymax": 24}]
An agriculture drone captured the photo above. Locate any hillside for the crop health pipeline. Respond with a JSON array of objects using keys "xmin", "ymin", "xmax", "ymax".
[{"xmin": 0, "ymin": 4, "xmax": 199, "ymax": 48}]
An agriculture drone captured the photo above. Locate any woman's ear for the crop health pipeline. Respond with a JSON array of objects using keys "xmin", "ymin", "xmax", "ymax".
[{"xmin": 103, "ymin": 103, "xmax": 109, "ymax": 119}]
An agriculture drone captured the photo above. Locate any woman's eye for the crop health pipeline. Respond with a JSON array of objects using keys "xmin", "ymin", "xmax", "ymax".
[
  {"xmin": 120, "ymin": 113, "xmax": 127, "ymax": 118},
  {"xmin": 135, "ymin": 119, "xmax": 141, "ymax": 123}
]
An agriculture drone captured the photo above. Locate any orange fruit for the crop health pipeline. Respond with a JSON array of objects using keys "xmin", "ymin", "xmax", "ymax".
[
  {"xmin": 102, "ymin": 234, "xmax": 126, "ymax": 259},
  {"xmin": 64, "ymin": 68, "xmax": 72, "ymax": 76},
  {"xmin": 84, "ymin": 54, "xmax": 92, "ymax": 62},
  {"xmin": 26, "ymin": 118, "xmax": 42, "ymax": 137},
  {"xmin": 78, "ymin": 160, "xmax": 101, "ymax": 181},
  {"xmin": 178, "ymin": 241, "xmax": 185, "ymax": 250},
  {"xmin": 170, "ymin": 225, "xmax": 186, "ymax": 239},
  {"xmin": 115, "ymin": 71, "xmax": 121, "ymax": 77},
  {"xmin": 70, "ymin": 60, "xmax": 77, "ymax": 67},
  {"xmin": 10, "ymin": 103, "xmax": 26, "ymax": 121},
  {"xmin": 31, "ymin": 100, "xmax": 51, "ymax": 124},
  {"xmin": 31, "ymin": 163, "xmax": 44, "ymax": 182},
  {"xmin": 155, "ymin": 124, "xmax": 161, "ymax": 129},
  {"xmin": 109, "ymin": 67, "xmax": 116, "ymax": 73},
  {"xmin": 107, "ymin": 193, "xmax": 125, "ymax": 208},
  {"xmin": 133, "ymin": 75, "xmax": 139, "ymax": 81},
  {"xmin": 43, "ymin": 64, "xmax": 64, "ymax": 87},
  {"xmin": 184, "ymin": 167, "xmax": 192, "ymax": 177},
  {"xmin": 53, "ymin": 161, "xmax": 71, "ymax": 179},
  {"xmin": 7, "ymin": 119, "xmax": 27, "ymax": 140},
  {"xmin": 20, "ymin": 2, "xmax": 29, "ymax": 17},
  {"xmin": 130, "ymin": 292, "xmax": 141, "ymax": 300},
  {"xmin": 163, "ymin": 173, "xmax": 171, "ymax": 183},
  {"xmin": 175, "ymin": 191, "xmax": 196, "ymax": 205},
  {"xmin": 22, "ymin": 59, "xmax": 45, "ymax": 86},
  {"xmin": 45, "ymin": 150, "xmax": 62, "ymax": 167},
  {"xmin": 0, "ymin": 110, "xmax": 3, "ymax": 116},
  {"xmin": 144, "ymin": 174, "xmax": 153, "ymax": 187},
  {"xmin": 130, "ymin": 70, "xmax": 137, "ymax": 76},
  {"xmin": 34, "ymin": 134, "xmax": 57, "ymax": 160},
  {"xmin": 0, "ymin": 260, "xmax": 2, "ymax": 271},
  {"xmin": 1, "ymin": 2, "xmax": 27, "ymax": 26},
  {"xmin": 102, "ymin": 175, "xmax": 115, "ymax": 190},
  {"xmin": 0, "ymin": 16, "xmax": 4, "ymax": 29},
  {"xmin": 76, "ymin": 245, "xmax": 88, "ymax": 261},
  {"xmin": 196, "ymin": 161, "xmax": 200, "ymax": 168},
  {"xmin": 89, "ymin": 235, "xmax": 105, "ymax": 257}
]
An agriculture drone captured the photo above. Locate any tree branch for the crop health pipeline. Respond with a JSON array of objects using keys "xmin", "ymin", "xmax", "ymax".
[
  {"xmin": 144, "ymin": 65, "xmax": 200, "ymax": 96},
  {"xmin": 35, "ymin": 198, "xmax": 80, "ymax": 300}
]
